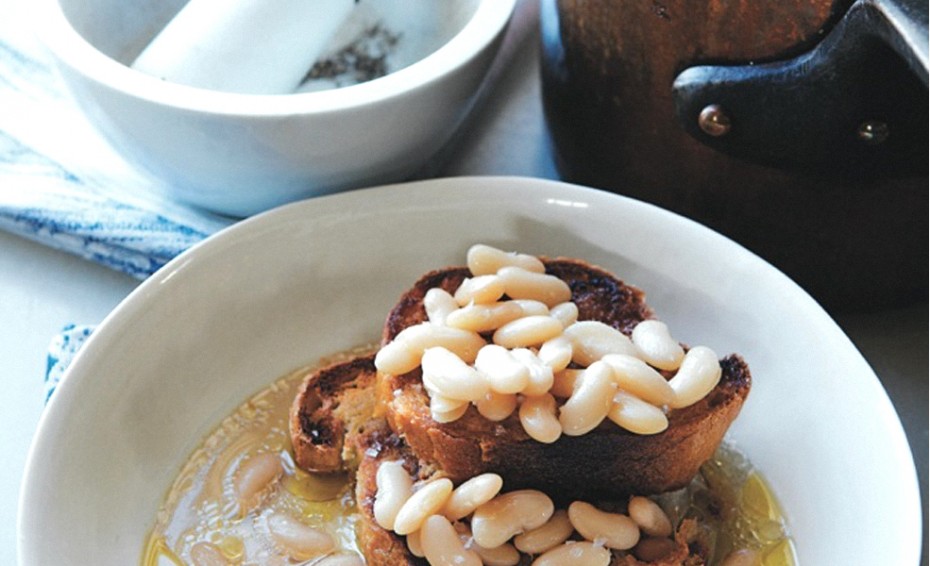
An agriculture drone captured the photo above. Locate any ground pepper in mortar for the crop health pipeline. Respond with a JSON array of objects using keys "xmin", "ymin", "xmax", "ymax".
[{"xmin": 301, "ymin": 24, "xmax": 401, "ymax": 86}]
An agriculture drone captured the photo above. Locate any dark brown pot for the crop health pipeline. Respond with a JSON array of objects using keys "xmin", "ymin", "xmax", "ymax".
[{"xmin": 540, "ymin": 0, "xmax": 928, "ymax": 311}]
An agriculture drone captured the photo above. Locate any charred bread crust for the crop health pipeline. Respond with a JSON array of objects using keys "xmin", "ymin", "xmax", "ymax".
[
  {"xmin": 288, "ymin": 356, "xmax": 427, "ymax": 563},
  {"xmin": 621, "ymin": 518, "xmax": 710, "ymax": 566},
  {"xmin": 378, "ymin": 258, "xmax": 751, "ymax": 498},
  {"xmin": 289, "ymin": 353, "xmax": 379, "ymax": 473},
  {"xmin": 382, "ymin": 258, "xmax": 654, "ymax": 341},
  {"xmin": 354, "ymin": 425, "xmax": 428, "ymax": 566}
]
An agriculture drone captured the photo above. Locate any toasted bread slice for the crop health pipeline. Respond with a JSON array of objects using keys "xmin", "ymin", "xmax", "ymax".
[
  {"xmin": 378, "ymin": 258, "xmax": 751, "ymax": 499},
  {"xmin": 354, "ymin": 424, "xmax": 430, "ymax": 566},
  {"xmin": 289, "ymin": 352, "xmax": 715, "ymax": 564},
  {"xmin": 353, "ymin": 425, "xmax": 710, "ymax": 566},
  {"xmin": 288, "ymin": 355, "xmax": 422, "ymax": 562},
  {"xmin": 289, "ymin": 353, "xmax": 380, "ymax": 473}
]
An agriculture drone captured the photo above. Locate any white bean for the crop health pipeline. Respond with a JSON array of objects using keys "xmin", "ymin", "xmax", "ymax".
[
  {"xmin": 442, "ymin": 473, "xmax": 504, "ymax": 521},
  {"xmin": 467, "ymin": 244, "xmax": 546, "ymax": 275},
  {"xmin": 475, "ymin": 344, "xmax": 530, "ymax": 394},
  {"xmin": 549, "ymin": 369, "xmax": 583, "ymax": 398},
  {"xmin": 313, "ymin": 554, "xmax": 366, "ymax": 566},
  {"xmin": 430, "ymin": 396, "xmax": 470, "ymax": 423},
  {"xmin": 375, "ymin": 323, "xmax": 487, "ymax": 375},
  {"xmin": 558, "ymin": 361, "xmax": 616, "ymax": 436},
  {"xmin": 608, "ymin": 391, "xmax": 669, "ymax": 435},
  {"xmin": 549, "ymin": 301, "xmax": 579, "ymax": 328},
  {"xmin": 421, "ymin": 515, "xmax": 483, "ymax": 566},
  {"xmin": 537, "ymin": 335, "xmax": 573, "ymax": 372},
  {"xmin": 189, "ymin": 542, "xmax": 230, "ymax": 566},
  {"xmin": 445, "ymin": 301, "xmax": 525, "ymax": 333},
  {"xmin": 493, "ymin": 315, "xmax": 564, "ymax": 349},
  {"xmin": 513, "ymin": 509, "xmax": 574, "ymax": 555},
  {"xmin": 567, "ymin": 501, "xmax": 639, "ymax": 550},
  {"xmin": 519, "ymin": 394, "xmax": 562, "ymax": 444},
  {"xmin": 471, "ymin": 490, "xmax": 555, "ymax": 549},
  {"xmin": 406, "ymin": 529, "xmax": 425, "ymax": 557},
  {"xmin": 421, "ymin": 347, "xmax": 489, "ymax": 402},
  {"xmin": 393, "ymin": 478, "xmax": 454, "ymax": 535},
  {"xmin": 373, "ymin": 460, "xmax": 414, "ymax": 531},
  {"xmin": 563, "ymin": 320, "xmax": 637, "ymax": 366},
  {"xmin": 454, "ymin": 275, "xmax": 506, "ymax": 306},
  {"xmin": 476, "ymin": 390, "xmax": 518, "ymax": 421},
  {"xmin": 601, "ymin": 353, "xmax": 675, "ymax": 407},
  {"xmin": 512, "ymin": 299, "xmax": 550, "ymax": 317},
  {"xmin": 497, "ymin": 266, "xmax": 572, "ymax": 307},
  {"xmin": 627, "ymin": 495, "xmax": 673, "ymax": 537},
  {"xmin": 233, "ymin": 452, "xmax": 282, "ymax": 512},
  {"xmin": 455, "ymin": 522, "xmax": 522, "ymax": 566},
  {"xmin": 632, "ymin": 320, "xmax": 685, "ymax": 371},
  {"xmin": 431, "ymin": 406, "xmax": 468, "ymax": 424},
  {"xmin": 511, "ymin": 348, "xmax": 555, "ymax": 396},
  {"xmin": 267, "ymin": 512, "xmax": 335, "ymax": 560},
  {"xmin": 531, "ymin": 541, "xmax": 611, "ymax": 566},
  {"xmin": 667, "ymin": 346, "xmax": 721, "ymax": 409},
  {"xmin": 372, "ymin": 340, "xmax": 421, "ymax": 378},
  {"xmin": 424, "ymin": 288, "xmax": 458, "ymax": 325},
  {"xmin": 470, "ymin": 542, "xmax": 521, "ymax": 566},
  {"xmin": 429, "ymin": 393, "xmax": 469, "ymax": 414}
]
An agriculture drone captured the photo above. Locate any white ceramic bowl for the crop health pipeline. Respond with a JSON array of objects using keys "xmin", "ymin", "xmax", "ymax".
[
  {"xmin": 19, "ymin": 177, "xmax": 921, "ymax": 564},
  {"xmin": 34, "ymin": 0, "xmax": 515, "ymax": 216}
]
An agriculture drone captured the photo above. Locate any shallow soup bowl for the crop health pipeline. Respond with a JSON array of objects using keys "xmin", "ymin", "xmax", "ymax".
[{"xmin": 18, "ymin": 177, "xmax": 922, "ymax": 564}]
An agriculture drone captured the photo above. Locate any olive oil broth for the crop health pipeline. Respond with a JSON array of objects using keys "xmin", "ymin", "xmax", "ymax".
[
  {"xmin": 142, "ymin": 349, "xmax": 371, "ymax": 566},
  {"xmin": 143, "ymin": 349, "xmax": 795, "ymax": 565}
]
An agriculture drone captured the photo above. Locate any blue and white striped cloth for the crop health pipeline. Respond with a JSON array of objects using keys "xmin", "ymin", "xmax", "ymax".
[
  {"xmin": 44, "ymin": 324, "xmax": 94, "ymax": 404},
  {"xmin": 1, "ymin": 6, "xmax": 234, "ymax": 399},
  {"xmin": 0, "ymin": 4, "xmax": 232, "ymax": 280}
]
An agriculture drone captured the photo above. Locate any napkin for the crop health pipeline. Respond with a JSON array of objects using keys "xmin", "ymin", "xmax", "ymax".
[
  {"xmin": 44, "ymin": 324, "xmax": 94, "ymax": 403},
  {"xmin": 0, "ymin": 4, "xmax": 232, "ymax": 280}
]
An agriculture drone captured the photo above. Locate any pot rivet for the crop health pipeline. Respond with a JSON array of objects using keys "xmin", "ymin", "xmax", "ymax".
[
  {"xmin": 857, "ymin": 120, "xmax": 889, "ymax": 145},
  {"xmin": 698, "ymin": 104, "xmax": 731, "ymax": 137}
]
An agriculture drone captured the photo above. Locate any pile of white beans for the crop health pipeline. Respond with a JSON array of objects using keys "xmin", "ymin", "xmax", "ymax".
[
  {"xmin": 374, "ymin": 244, "xmax": 723, "ymax": 439},
  {"xmin": 373, "ymin": 463, "xmax": 686, "ymax": 566}
]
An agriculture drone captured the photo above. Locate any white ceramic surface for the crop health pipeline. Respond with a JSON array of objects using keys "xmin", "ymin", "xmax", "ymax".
[
  {"xmin": 33, "ymin": 0, "xmax": 514, "ymax": 216},
  {"xmin": 19, "ymin": 177, "xmax": 921, "ymax": 565}
]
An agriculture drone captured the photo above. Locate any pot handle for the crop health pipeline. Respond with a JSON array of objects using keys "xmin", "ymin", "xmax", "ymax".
[{"xmin": 672, "ymin": 0, "xmax": 928, "ymax": 179}]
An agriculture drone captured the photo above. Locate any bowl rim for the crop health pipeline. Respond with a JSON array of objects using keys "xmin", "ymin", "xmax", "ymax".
[{"xmin": 34, "ymin": 0, "xmax": 516, "ymax": 116}]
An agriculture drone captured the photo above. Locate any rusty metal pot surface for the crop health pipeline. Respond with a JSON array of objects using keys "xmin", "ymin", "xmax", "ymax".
[{"xmin": 540, "ymin": 0, "xmax": 928, "ymax": 311}]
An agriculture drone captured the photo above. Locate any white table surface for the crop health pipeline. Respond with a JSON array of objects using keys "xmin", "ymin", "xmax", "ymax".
[{"xmin": 1, "ymin": 2, "xmax": 925, "ymax": 564}]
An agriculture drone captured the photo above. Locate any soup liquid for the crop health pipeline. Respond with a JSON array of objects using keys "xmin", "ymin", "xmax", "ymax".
[
  {"xmin": 142, "ymin": 351, "xmax": 367, "ymax": 566},
  {"xmin": 657, "ymin": 446, "xmax": 798, "ymax": 565},
  {"xmin": 143, "ymin": 352, "xmax": 796, "ymax": 566}
]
